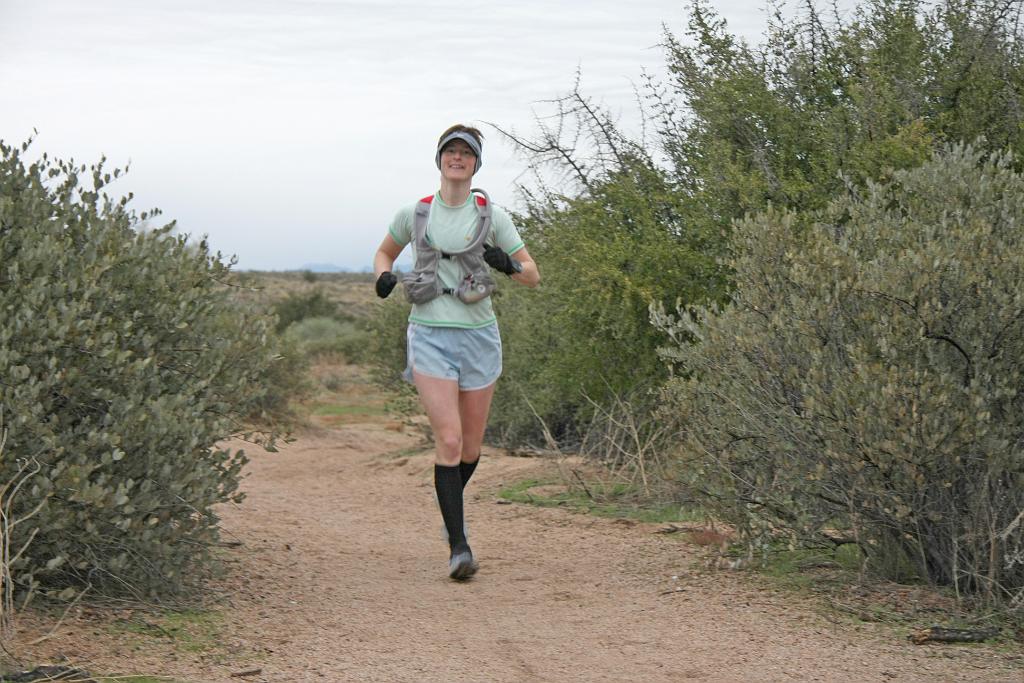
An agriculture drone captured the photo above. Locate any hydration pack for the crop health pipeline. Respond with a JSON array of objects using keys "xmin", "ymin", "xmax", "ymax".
[{"xmin": 401, "ymin": 188, "xmax": 496, "ymax": 305}]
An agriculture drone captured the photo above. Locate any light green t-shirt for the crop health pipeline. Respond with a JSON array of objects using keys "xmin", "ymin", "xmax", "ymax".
[{"xmin": 388, "ymin": 192, "xmax": 525, "ymax": 328}]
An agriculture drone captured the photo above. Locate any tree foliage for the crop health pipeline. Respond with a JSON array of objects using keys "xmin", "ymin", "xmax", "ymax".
[
  {"xmin": 488, "ymin": 0, "xmax": 1024, "ymax": 448},
  {"xmin": 654, "ymin": 0, "xmax": 1024, "ymax": 234},
  {"xmin": 489, "ymin": 93, "xmax": 730, "ymax": 445},
  {"xmin": 482, "ymin": 1, "xmax": 1024, "ymax": 603},
  {"xmin": 0, "ymin": 140, "xmax": 283, "ymax": 599}
]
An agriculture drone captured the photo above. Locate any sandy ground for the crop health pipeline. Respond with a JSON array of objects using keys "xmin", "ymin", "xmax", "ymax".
[{"xmin": 8, "ymin": 422, "xmax": 1023, "ymax": 682}]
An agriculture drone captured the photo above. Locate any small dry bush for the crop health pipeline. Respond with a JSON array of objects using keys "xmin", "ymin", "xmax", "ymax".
[{"xmin": 577, "ymin": 384, "xmax": 679, "ymax": 498}]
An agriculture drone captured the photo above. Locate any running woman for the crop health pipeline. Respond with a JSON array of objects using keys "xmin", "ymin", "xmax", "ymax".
[{"xmin": 373, "ymin": 124, "xmax": 540, "ymax": 580}]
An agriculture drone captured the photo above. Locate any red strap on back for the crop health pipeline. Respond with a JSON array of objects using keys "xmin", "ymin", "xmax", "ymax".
[{"xmin": 419, "ymin": 194, "xmax": 486, "ymax": 205}]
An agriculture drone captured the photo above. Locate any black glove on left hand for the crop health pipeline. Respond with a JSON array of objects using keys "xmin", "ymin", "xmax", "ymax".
[
  {"xmin": 483, "ymin": 244, "xmax": 517, "ymax": 275},
  {"xmin": 375, "ymin": 271, "xmax": 398, "ymax": 298}
]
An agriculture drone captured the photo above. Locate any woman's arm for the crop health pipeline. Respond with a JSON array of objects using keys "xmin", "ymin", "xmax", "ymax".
[
  {"xmin": 509, "ymin": 246, "xmax": 540, "ymax": 288},
  {"xmin": 374, "ymin": 234, "xmax": 405, "ymax": 277}
]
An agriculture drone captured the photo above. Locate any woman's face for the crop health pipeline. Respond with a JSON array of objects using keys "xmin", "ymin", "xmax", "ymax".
[{"xmin": 440, "ymin": 140, "xmax": 477, "ymax": 181}]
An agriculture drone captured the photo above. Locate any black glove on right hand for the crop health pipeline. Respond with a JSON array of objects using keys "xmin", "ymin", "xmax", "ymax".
[
  {"xmin": 483, "ymin": 244, "xmax": 516, "ymax": 275},
  {"xmin": 375, "ymin": 271, "xmax": 398, "ymax": 299}
]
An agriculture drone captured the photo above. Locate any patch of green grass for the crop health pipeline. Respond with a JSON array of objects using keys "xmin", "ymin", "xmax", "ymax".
[
  {"xmin": 498, "ymin": 477, "xmax": 703, "ymax": 524},
  {"xmin": 112, "ymin": 608, "xmax": 224, "ymax": 655},
  {"xmin": 757, "ymin": 547, "xmax": 847, "ymax": 591},
  {"xmin": 161, "ymin": 609, "xmax": 222, "ymax": 653},
  {"xmin": 0, "ymin": 668, "xmax": 180, "ymax": 683},
  {"xmin": 752, "ymin": 544, "xmax": 1022, "ymax": 649}
]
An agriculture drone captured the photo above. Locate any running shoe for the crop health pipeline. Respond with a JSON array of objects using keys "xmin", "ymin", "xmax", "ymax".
[{"xmin": 448, "ymin": 549, "xmax": 479, "ymax": 580}]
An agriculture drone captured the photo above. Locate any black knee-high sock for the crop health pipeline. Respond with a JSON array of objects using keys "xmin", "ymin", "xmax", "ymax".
[
  {"xmin": 459, "ymin": 458, "xmax": 478, "ymax": 489},
  {"xmin": 435, "ymin": 464, "xmax": 468, "ymax": 553}
]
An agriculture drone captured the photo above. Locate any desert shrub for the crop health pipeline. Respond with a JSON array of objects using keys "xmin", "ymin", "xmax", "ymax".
[
  {"xmin": 272, "ymin": 289, "xmax": 340, "ymax": 331},
  {"xmin": 655, "ymin": 144, "xmax": 1024, "ymax": 603},
  {"xmin": 489, "ymin": 0, "xmax": 1024, "ymax": 449},
  {"xmin": 248, "ymin": 330, "xmax": 310, "ymax": 423},
  {"xmin": 363, "ymin": 294, "xmax": 407, "ymax": 379},
  {"xmin": 362, "ymin": 294, "xmax": 421, "ymax": 417},
  {"xmin": 0, "ymin": 140, "xmax": 283, "ymax": 599},
  {"xmin": 575, "ymin": 380, "xmax": 681, "ymax": 497},
  {"xmin": 489, "ymin": 104, "xmax": 730, "ymax": 447},
  {"xmin": 284, "ymin": 316, "xmax": 372, "ymax": 363},
  {"xmin": 655, "ymin": 0, "xmax": 1024, "ymax": 240}
]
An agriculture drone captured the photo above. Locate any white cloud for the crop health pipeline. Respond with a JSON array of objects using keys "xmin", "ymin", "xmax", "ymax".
[{"xmin": 1, "ymin": 0, "xmax": 790, "ymax": 270}]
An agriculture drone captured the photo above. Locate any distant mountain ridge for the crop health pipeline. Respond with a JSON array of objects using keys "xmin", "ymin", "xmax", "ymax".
[
  {"xmin": 299, "ymin": 263, "xmax": 351, "ymax": 272},
  {"xmin": 296, "ymin": 262, "xmax": 408, "ymax": 274}
]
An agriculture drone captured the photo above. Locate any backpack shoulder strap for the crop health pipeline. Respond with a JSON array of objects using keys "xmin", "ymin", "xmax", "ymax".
[
  {"xmin": 473, "ymin": 188, "xmax": 491, "ymax": 217},
  {"xmin": 412, "ymin": 195, "xmax": 433, "ymax": 246},
  {"xmin": 413, "ymin": 190, "xmax": 492, "ymax": 254},
  {"xmin": 463, "ymin": 187, "xmax": 492, "ymax": 251}
]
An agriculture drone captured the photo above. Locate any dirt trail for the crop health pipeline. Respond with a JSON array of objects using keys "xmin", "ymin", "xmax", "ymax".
[{"xmin": 13, "ymin": 422, "xmax": 1023, "ymax": 682}]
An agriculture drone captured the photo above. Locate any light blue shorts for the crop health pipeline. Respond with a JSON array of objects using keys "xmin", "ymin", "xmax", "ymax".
[{"xmin": 403, "ymin": 322, "xmax": 502, "ymax": 391}]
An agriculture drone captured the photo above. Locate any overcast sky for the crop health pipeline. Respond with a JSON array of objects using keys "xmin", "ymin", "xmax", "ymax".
[{"xmin": 2, "ymin": 0, "xmax": 794, "ymax": 271}]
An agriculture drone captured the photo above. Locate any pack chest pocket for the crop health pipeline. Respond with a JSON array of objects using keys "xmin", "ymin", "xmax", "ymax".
[{"xmin": 401, "ymin": 188, "xmax": 495, "ymax": 305}]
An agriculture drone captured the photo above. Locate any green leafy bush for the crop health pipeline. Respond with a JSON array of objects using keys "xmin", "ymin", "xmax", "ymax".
[
  {"xmin": 489, "ymin": 0, "xmax": 1024, "ymax": 450},
  {"xmin": 284, "ymin": 316, "xmax": 372, "ymax": 362},
  {"xmin": 0, "ymin": 140, "xmax": 283, "ymax": 598},
  {"xmin": 656, "ymin": 0, "xmax": 1024, "ymax": 239},
  {"xmin": 655, "ymin": 144, "xmax": 1024, "ymax": 601},
  {"xmin": 490, "ymin": 107, "xmax": 729, "ymax": 447},
  {"xmin": 272, "ymin": 289, "xmax": 340, "ymax": 331},
  {"xmin": 362, "ymin": 294, "xmax": 422, "ymax": 419},
  {"xmin": 247, "ymin": 330, "xmax": 310, "ymax": 424}
]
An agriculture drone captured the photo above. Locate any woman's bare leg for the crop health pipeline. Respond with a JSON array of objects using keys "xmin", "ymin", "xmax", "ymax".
[
  {"xmin": 414, "ymin": 371, "xmax": 477, "ymax": 577},
  {"xmin": 413, "ymin": 372, "xmax": 462, "ymax": 466},
  {"xmin": 458, "ymin": 382, "xmax": 496, "ymax": 464}
]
